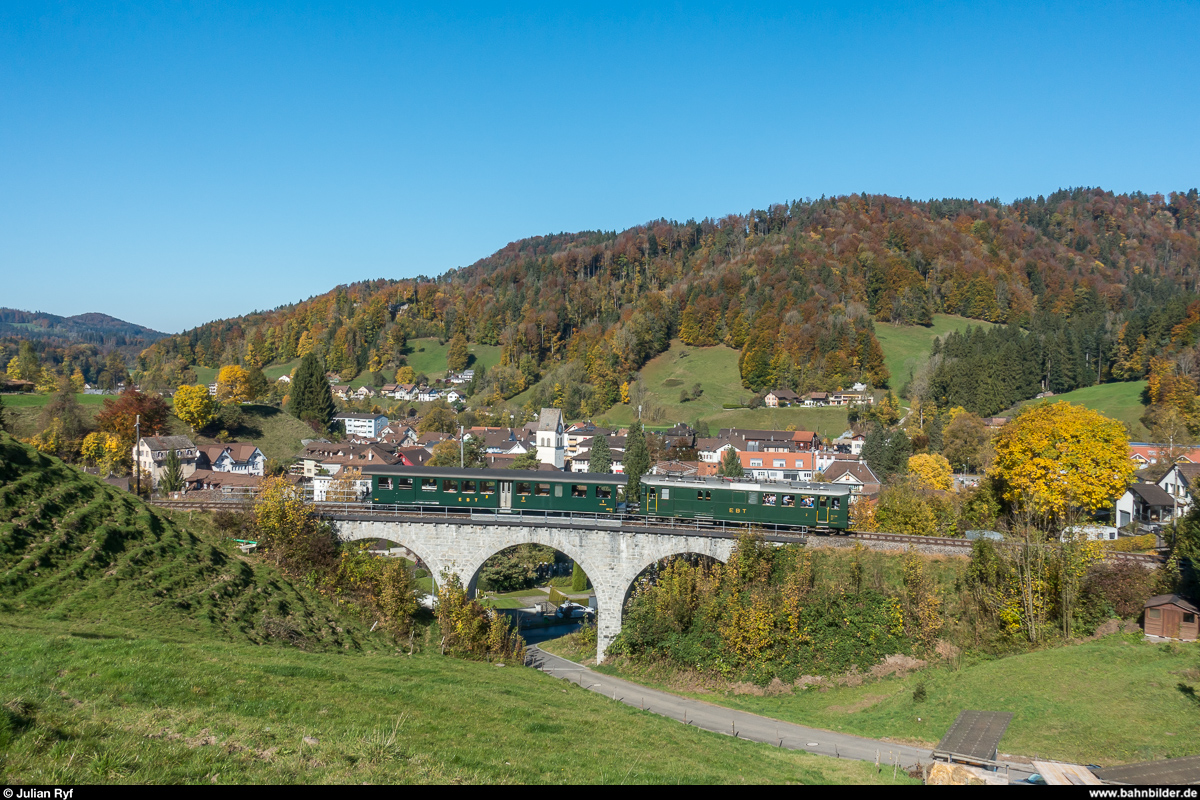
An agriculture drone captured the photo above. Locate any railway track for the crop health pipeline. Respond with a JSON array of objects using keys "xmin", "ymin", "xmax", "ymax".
[{"xmin": 148, "ymin": 498, "xmax": 1163, "ymax": 564}]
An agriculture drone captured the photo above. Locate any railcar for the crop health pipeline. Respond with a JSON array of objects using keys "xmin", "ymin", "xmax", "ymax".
[
  {"xmin": 357, "ymin": 466, "xmax": 852, "ymax": 532},
  {"xmin": 362, "ymin": 465, "xmax": 628, "ymax": 515},
  {"xmin": 640, "ymin": 474, "xmax": 852, "ymax": 531}
]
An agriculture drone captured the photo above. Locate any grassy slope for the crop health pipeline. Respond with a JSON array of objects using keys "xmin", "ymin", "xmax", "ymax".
[
  {"xmin": 166, "ymin": 403, "xmax": 316, "ymax": 462},
  {"xmin": 0, "ymin": 435, "xmax": 903, "ymax": 785},
  {"xmin": 0, "ymin": 620, "xmax": 908, "ymax": 785},
  {"xmin": 594, "ymin": 340, "xmax": 849, "ymax": 436},
  {"xmin": 404, "ymin": 338, "xmax": 502, "ymax": 381},
  {"xmin": 575, "ymin": 635, "xmax": 1200, "ymax": 766},
  {"xmin": 1006, "ymin": 381, "xmax": 1151, "ymax": 440},
  {"xmin": 873, "ymin": 314, "xmax": 996, "ymax": 392},
  {"xmin": 3, "ymin": 395, "xmax": 313, "ymax": 461}
]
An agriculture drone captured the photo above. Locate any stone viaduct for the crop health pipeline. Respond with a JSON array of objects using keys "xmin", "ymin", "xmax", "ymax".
[{"xmin": 331, "ymin": 514, "xmax": 736, "ymax": 661}]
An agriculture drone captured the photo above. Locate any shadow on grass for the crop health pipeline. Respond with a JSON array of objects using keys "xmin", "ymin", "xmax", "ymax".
[{"xmin": 1178, "ymin": 683, "xmax": 1200, "ymax": 708}]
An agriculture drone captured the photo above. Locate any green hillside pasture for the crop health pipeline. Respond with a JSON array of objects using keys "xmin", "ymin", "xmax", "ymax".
[
  {"xmin": 595, "ymin": 341, "xmax": 848, "ymax": 435},
  {"xmin": 192, "ymin": 365, "xmax": 217, "ymax": 387},
  {"xmin": 591, "ymin": 635, "xmax": 1200, "ymax": 766},
  {"xmin": 0, "ymin": 620, "xmax": 911, "ymax": 785},
  {"xmin": 263, "ymin": 358, "xmax": 302, "ymax": 381},
  {"xmin": 1, "ymin": 392, "xmax": 107, "ymax": 408},
  {"xmin": 0, "ymin": 434, "xmax": 365, "ymax": 646},
  {"xmin": 403, "ymin": 338, "xmax": 502, "ymax": 381},
  {"xmin": 1007, "ymin": 381, "xmax": 1150, "ymax": 440},
  {"xmin": 166, "ymin": 403, "xmax": 315, "ymax": 461},
  {"xmin": 874, "ymin": 314, "xmax": 997, "ymax": 393}
]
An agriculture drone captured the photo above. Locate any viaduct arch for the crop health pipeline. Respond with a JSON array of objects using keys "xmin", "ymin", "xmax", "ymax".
[{"xmin": 332, "ymin": 518, "xmax": 735, "ymax": 661}]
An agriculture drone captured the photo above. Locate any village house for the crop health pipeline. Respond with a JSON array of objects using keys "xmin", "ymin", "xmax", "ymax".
[
  {"xmin": 1156, "ymin": 463, "xmax": 1200, "ymax": 519},
  {"xmin": 197, "ymin": 443, "xmax": 265, "ymax": 475},
  {"xmin": 764, "ymin": 389, "xmax": 802, "ymax": 408},
  {"xmin": 333, "ymin": 412, "xmax": 389, "ymax": 439},
  {"xmin": 331, "ymin": 385, "xmax": 352, "ymax": 400},
  {"xmin": 133, "ymin": 436, "xmax": 200, "ymax": 486},
  {"xmin": 818, "ymin": 461, "xmax": 882, "ymax": 502},
  {"xmin": 184, "ymin": 470, "xmax": 263, "ymax": 495}
]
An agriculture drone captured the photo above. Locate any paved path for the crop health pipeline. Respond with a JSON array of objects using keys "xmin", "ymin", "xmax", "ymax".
[{"xmin": 527, "ymin": 645, "xmax": 1036, "ymax": 782}]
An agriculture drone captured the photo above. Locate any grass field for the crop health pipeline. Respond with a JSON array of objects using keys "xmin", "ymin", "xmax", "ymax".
[
  {"xmin": 1006, "ymin": 381, "xmax": 1151, "ymax": 440},
  {"xmin": 166, "ymin": 403, "xmax": 316, "ymax": 461},
  {"xmin": 874, "ymin": 314, "xmax": 997, "ymax": 393},
  {"xmin": 1, "ymin": 392, "xmax": 108, "ymax": 407},
  {"xmin": 572, "ymin": 634, "xmax": 1200, "ymax": 766},
  {"xmin": 193, "ymin": 365, "xmax": 217, "ymax": 387},
  {"xmin": 264, "ymin": 358, "xmax": 302, "ymax": 381},
  {"xmin": 593, "ymin": 341, "xmax": 849, "ymax": 436},
  {"xmin": 0, "ymin": 619, "xmax": 911, "ymax": 785},
  {"xmin": 403, "ymin": 338, "xmax": 503, "ymax": 381},
  {"xmin": 0, "ymin": 434, "xmax": 906, "ymax": 785}
]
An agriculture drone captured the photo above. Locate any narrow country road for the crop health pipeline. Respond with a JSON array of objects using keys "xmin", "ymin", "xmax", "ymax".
[{"xmin": 527, "ymin": 645, "xmax": 1036, "ymax": 782}]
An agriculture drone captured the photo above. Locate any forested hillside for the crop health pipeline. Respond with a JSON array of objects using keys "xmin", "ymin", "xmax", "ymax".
[{"xmin": 134, "ymin": 188, "xmax": 1200, "ymax": 418}]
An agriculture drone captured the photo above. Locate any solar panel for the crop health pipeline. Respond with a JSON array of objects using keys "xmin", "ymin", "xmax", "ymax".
[
  {"xmin": 1094, "ymin": 755, "xmax": 1200, "ymax": 785},
  {"xmin": 936, "ymin": 710, "xmax": 1014, "ymax": 761}
]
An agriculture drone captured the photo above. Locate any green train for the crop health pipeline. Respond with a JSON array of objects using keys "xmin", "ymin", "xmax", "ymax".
[{"xmin": 359, "ymin": 466, "xmax": 852, "ymax": 531}]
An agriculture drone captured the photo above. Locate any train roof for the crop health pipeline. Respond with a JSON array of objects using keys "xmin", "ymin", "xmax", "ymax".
[
  {"xmin": 359, "ymin": 465, "xmax": 628, "ymax": 484},
  {"xmin": 640, "ymin": 473, "xmax": 852, "ymax": 495}
]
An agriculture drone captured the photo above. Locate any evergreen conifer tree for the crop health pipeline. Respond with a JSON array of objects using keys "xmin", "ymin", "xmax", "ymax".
[
  {"xmin": 718, "ymin": 447, "xmax": 744, "ymax": 477},
  {"xmin": 571, "ymin": 561, "xmax": 588, "ymax": 591},
  {"xmin": 246, "ymin": 363, "xmax": 269, "ymax": 401},
  {"xmin": 160, "ymin": 448, "xmax": 184, "ymax": 494},
  {"xmin": 290, "ymin": 352, "xmax": 336, "ymax": 430},
  {"xmin": 624, "ymin": 421, "xmax": 650, "ymax": 505},
  {"xmin": 589, "ymin": 434, "xmax": 612, "ymax": 474}
]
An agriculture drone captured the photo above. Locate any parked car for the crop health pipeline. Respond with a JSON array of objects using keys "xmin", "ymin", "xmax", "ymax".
[{"xmin": 555, "ymin": 602, "xmax": 594, "ymax": 620}]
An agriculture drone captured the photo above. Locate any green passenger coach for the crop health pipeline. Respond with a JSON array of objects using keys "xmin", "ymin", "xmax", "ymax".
[
  {"xmin": 640, "ymin": 475, "xmax": 851, "ymax": 530},
  {"xmin": 361, "ymin": 466, "xmax": 628, "ymax": 515}
]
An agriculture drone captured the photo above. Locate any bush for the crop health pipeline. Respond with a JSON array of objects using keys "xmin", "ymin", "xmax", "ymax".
[
  {"xmin": 1107, "ymin": 533, "xmax": 1157, "ymax": 552},
  {"xmin": 1082, "ymin": 561, "xmax": 1157, "ymax": 619},
  {"xmin": 571, "ymin": 561, "xmax": 589, "ymax": 591},
  {"xmin": 548, "ymin": 587, "xmax": 568, "ymax": 605}
]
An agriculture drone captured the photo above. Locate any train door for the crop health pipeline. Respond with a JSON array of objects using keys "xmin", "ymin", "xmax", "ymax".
[
  {"xmin": 817, "ymin": 495, "xmax": 829, "ymax": 524},
  {"xmin": 500, "ymin": 481, "xmax": 512, "ymax": 509},
  {"xmin": 645, "ymin": 487, "xmax": 658, "ymax": 515}
]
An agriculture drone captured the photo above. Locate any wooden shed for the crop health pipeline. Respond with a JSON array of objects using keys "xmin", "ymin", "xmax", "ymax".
[{"xmin": 1144, "ymin": 594, "xmax": 1200, "ymax": 641}]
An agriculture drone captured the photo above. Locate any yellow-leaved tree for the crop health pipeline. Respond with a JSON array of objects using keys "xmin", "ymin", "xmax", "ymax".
[
  {"xmin": 907, "ymin": 453, "xmax": 953, "ymax": 491},
  {"xmin": 174, "ymin": 384, "xmax": 218, "ymax": 433},
  {"xmin": 989, "ymin": 401, "xmax": 1134, "ymax": 530},
  {"xmin": 216, "ymin": 365, "xmax": 252, "ymax": 404}
]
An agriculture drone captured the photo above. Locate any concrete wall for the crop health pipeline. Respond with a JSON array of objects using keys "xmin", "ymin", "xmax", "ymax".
[{"xmin": 332, "ymin": 518, "xmax": 734, "ymax": 661}]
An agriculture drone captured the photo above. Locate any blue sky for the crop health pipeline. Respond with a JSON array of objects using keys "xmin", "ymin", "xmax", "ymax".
[{"xmin": 2, "ymin": 2, "xmax": 1198, "ymax": 333}]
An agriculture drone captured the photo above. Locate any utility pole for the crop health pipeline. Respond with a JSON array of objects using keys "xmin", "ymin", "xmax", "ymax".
[
  {"xmin": 134, "ymin": 414, "xmax": 141, "ymax": 497},
  {"xmin": 460, "ymin": 425, "xmax": 465, "ymax": 468}
]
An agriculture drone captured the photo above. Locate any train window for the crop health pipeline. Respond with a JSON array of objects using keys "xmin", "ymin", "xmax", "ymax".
[
  {"xmin": 398, "ymin": 477, "xmax": 413, "ymax": 489},
  {"xmin": 481, "ymin": 481, "xmax": 496, "ymax": 494},
  {"xmin": 595, "ymin": 485, "xmax": 611, "ymax": 499},
  {"xmin": 421, "ymin": 478, "xmax": 437, "ymax": 492},
  {"xmin": 763, "ymin": 493, "xmax": 776, "ymax": 506},
  {"xmin": 819, "ymin": 496, "xmax": 827, "ymax": 507},
  {"xmin": 749, "ymin": 493, "xmax": 760, "ymax": 505},
  {"xmin": 378, "ymin": 477, "xmax": 393, "ymax": 490},
  {"xmin": 705, "ymin": 491, "xmax": 712, "ymax": 501},
  {"xmin": 462, "ymin": 480, "xmax": 477, "ymax": 494},
  {"xmin": 782, "ymin": 495, "xmax": 795, "ymax": 507},
  {"xmin": 616, "ymin": 486, "xmax": 626, "ymax": 500},
  {"xmin": 661, "ymin": 488, "xmax": 670, "ymax": 500},
  {"xmin": 516, "ymin": 482, "xmax": 532, "ymax": 496},
  {"xmin": 832, "ymin": 498, "xmax": 841, "ymax": 510},
  {"xmin": 442, "ymin": 479, "xmax": 459, "ymax": 493},
  {"xmin": 554, "ymin": 484, "xmax": 563, "ymax": 498},
  {"xmin": 800, "ymin": 496, "xmax": 813, "ymax": 508},
  {"xmin": 732, "ymin": 491, "xmax": 746, "ymax": 503},
  {"xmin": 535, "ymin": 483, "xmax": 551, "ymax": 496},
  {"xmin": 697, "ymin": 490, "xmax": 705, "ymax": 501},
  {"xmin": 572, "ymin": 484, "xmax": 588, "ymax": 498}
]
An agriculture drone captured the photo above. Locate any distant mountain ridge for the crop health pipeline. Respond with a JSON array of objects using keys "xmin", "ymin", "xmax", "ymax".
[{"xmin": 0, "ymin": 308, "xmax": 166, "ymax": 348}]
